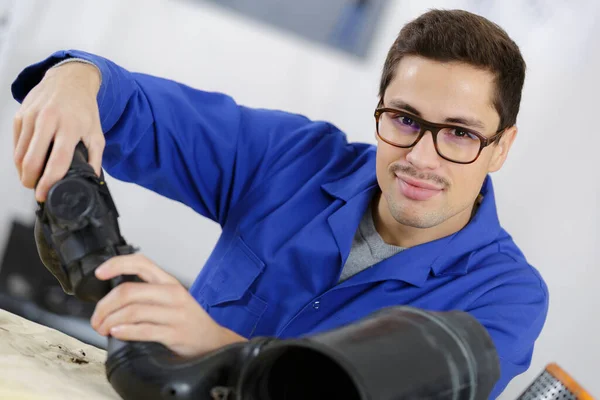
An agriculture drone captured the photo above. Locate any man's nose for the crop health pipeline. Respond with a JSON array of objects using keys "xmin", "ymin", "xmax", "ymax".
[{"xmin": 405, "ymin": 131, "xmax": 441, "ymax": 170}]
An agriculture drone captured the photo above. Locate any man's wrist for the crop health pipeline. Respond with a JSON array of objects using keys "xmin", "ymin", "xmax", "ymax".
[
  {"xmin": 51, "ymin": 57, "xmax": 99, "ymax": 73},
  {"xmin": 45, "ymin": 61, "xmax": 102, "ymax": 95}
]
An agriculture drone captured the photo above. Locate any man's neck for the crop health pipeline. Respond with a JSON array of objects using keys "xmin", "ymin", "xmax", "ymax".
[{"xmin": 372, "ymin": 192, "xmax": 477, "ymax": 248}]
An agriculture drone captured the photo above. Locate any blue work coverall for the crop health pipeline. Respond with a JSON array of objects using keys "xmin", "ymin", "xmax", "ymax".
[{"xmin": 12, "ymin": 50, "xmax": 549, "ymax": 399}]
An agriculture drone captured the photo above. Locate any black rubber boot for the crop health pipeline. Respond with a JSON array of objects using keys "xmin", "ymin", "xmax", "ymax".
[{"xmin": 237, "ymin": 306, "xmax": 500, "ymax": 400}]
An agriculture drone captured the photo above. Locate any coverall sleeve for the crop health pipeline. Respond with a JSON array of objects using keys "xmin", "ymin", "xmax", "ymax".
[
  {"xmin": 466, "ymin": 265, "xmax": 549, "ymax": 399},
  {"xmin": 11, "ymin": 50, "xmax": 333, "ymax": 226}
]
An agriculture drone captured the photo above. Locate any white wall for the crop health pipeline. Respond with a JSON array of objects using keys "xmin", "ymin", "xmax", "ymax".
[{"xmin": 0, "ymin": 0, "xmax": 598, "ymax": 398}]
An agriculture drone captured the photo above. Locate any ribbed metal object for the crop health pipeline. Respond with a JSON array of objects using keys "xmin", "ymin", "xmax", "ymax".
[{"xmin": 517, "ymin": 364, "xmax": 594, "ymax": 400}]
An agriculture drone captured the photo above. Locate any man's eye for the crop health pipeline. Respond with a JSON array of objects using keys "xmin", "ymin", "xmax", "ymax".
[
  {"xmin": 399, "ymin": 116, "xmax": 415, "ymax": 126},
  {"xmin": 453, "ymin": 129, "xmax": 477, "ymax": 140}
]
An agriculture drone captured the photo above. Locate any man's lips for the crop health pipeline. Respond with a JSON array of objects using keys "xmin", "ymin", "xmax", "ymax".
[
  {"xmin": 396, "ymin": 176, "xmax": 444, "ymax": 201},
  {"xmin": 397, "ymin": 175, "xmax": 444, "ymax": 190}
]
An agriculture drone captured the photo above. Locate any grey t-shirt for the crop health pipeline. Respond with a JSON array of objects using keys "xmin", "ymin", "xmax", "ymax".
[{"xmin": 338, "ymin": 204, "xmax": 405, "ymax": 283}]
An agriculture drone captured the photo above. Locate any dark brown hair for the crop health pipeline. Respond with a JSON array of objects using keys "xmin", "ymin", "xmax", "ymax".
[{"xmin": 379, "ymin": 9, "xmax": 526, "ymax": 131}]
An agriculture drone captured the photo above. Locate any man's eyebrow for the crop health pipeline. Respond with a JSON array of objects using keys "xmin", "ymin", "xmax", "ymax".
[
  {"xmin": 444, "ymin": 116, "xmax": 486, "ymax": 130},
  {"xmin": 387, "ymin": 99, "xmax": 422, "ymax": 116},
  {"xmin": 386, "ymin": 99, "xmax": 486, "ymax": 130}
]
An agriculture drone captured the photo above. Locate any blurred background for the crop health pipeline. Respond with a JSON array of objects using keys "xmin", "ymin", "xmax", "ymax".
[{"xmin": 0, "ymin": 0, "xmax": 597, "ymax": 398}]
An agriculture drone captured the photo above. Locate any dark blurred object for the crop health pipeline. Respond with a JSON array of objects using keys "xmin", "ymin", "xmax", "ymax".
[
  {"xmin": 190, "ymin": 0, "xmax": 387, "ymax": 58},
  {"xmin": 0, "ymin": 218, "xmax": 104, "ymax": 348},
  {"xmin": 0, "ymin": 219, "xmax": 96, "ymax": 318}
]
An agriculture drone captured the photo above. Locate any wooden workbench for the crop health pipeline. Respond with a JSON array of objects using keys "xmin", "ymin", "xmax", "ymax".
[{"xmin": 0, "ymin": 308, "xmax": 121, "ymax": 400}]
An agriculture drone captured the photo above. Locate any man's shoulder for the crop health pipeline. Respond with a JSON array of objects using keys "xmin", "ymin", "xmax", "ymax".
[
  {"xmin": 245, "ymin": 109, "xmax": 376, "ymax": 169},
  {"xmin": 469, "ymin": 232, "xmax": 549, "ymax": 299}
]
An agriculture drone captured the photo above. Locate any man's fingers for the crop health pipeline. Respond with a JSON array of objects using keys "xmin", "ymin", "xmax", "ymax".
[
  {"xmin": 108, "ymin": 323, "xmax": 176, "ymax": 346},
  {"xmin": 91, "ymin": 283, "xmax": 183, "ymax": 328},
  {"xmin": 13, "ymin": 112, "xmax": 23, "ymax": 153},
  {"xmin": 86, "ymin": 131, "xmax": 105, "ymax": 177},
  {"xmin": 21, "ymin": 112, "xmax": 58, "ymax": 190},
  {"xmin": 95, "ymin": 254, "xmax": 179, "ymax": 285},
  {"xmin": 34, "ymin": 137, "xmax": 77, "ymax": 202},
  {"xmin": 13, "ymin": 111, "xmax": 35, "ymax": 179},
  {"xmin": 94, "ymin": 304, "xmax": 175, "ymax": 336},
  {"xmin": 13, "ymin": 114, "xmax": 23, "ymax": 178}
]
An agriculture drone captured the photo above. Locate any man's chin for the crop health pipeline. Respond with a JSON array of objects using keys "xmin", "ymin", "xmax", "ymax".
[
  {"xmin": 387, "ymin": 199, "xmax": 445, "ymax": 229},
  {"xmin": 391, "ymin": 213, "xmax": 442, "ymax": 229}
]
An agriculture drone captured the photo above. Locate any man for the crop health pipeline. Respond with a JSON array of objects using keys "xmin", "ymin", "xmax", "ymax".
[{"xmin": 11, "ymin": 9, "xmax": 548, "ymax": 398}]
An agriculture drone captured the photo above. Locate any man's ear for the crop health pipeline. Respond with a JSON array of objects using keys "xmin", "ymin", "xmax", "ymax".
[{"xmin": 488, "ymin": 126, "xmax": 518, "ymax": 173}]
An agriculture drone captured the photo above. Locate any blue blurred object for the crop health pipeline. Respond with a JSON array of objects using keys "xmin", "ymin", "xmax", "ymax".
[
  {"xmin": 190, "ymin": 0, "xmax": 388, "ymax": 58},
  {"xmin": 329, "ymin": 0, "xmax": 370, "ymax": 55}
]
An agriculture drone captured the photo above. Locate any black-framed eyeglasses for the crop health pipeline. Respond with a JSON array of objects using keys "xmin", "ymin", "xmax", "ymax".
[{"xmin": 374, "ymin": 107, "xmax": 505, "ymax": 164}]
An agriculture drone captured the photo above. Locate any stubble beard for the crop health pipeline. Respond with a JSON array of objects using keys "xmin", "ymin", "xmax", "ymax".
[{"xmin": 384, "ymin": 189, "xmax": 450, "ymax": 229}]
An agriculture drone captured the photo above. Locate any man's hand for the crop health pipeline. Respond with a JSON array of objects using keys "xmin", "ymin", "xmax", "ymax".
[
  {"xmin": 90, "ymin": 253, "xmax": 246, "ymax": 358},
  {"xmin": 13, "ymin": 62, "xmax": 104, "ymax": 202}
]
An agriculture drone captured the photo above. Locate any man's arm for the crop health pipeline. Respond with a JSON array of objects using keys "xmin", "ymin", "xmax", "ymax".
[
  {"xmin": 12, "ymin": 50, "xmax": 336, "ymax": 226},
  {"xmin": 466, "ymin": 264, "xmax": 549, "ymax": 399}
]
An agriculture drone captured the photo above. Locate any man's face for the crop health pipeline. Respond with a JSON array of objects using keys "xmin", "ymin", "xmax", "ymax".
[{"xmin": 376, "ymin": 55, "xmax": 516, "ymax": 231}]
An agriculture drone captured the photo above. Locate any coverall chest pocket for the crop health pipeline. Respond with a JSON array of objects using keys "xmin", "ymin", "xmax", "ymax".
[{"xmin": 198, "ymin": 236, "xmax": 268, "ymax": 338}]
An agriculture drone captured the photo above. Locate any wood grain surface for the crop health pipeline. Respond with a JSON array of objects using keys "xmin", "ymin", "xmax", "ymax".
[{"xmin": 0, "ymin": 308, "xmax": 121, "ymax": 400}]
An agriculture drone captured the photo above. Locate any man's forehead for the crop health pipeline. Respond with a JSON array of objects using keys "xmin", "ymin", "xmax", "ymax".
[{"xmin": 384, "ymin": 57, "xmax": 500, "ymax": 129}]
